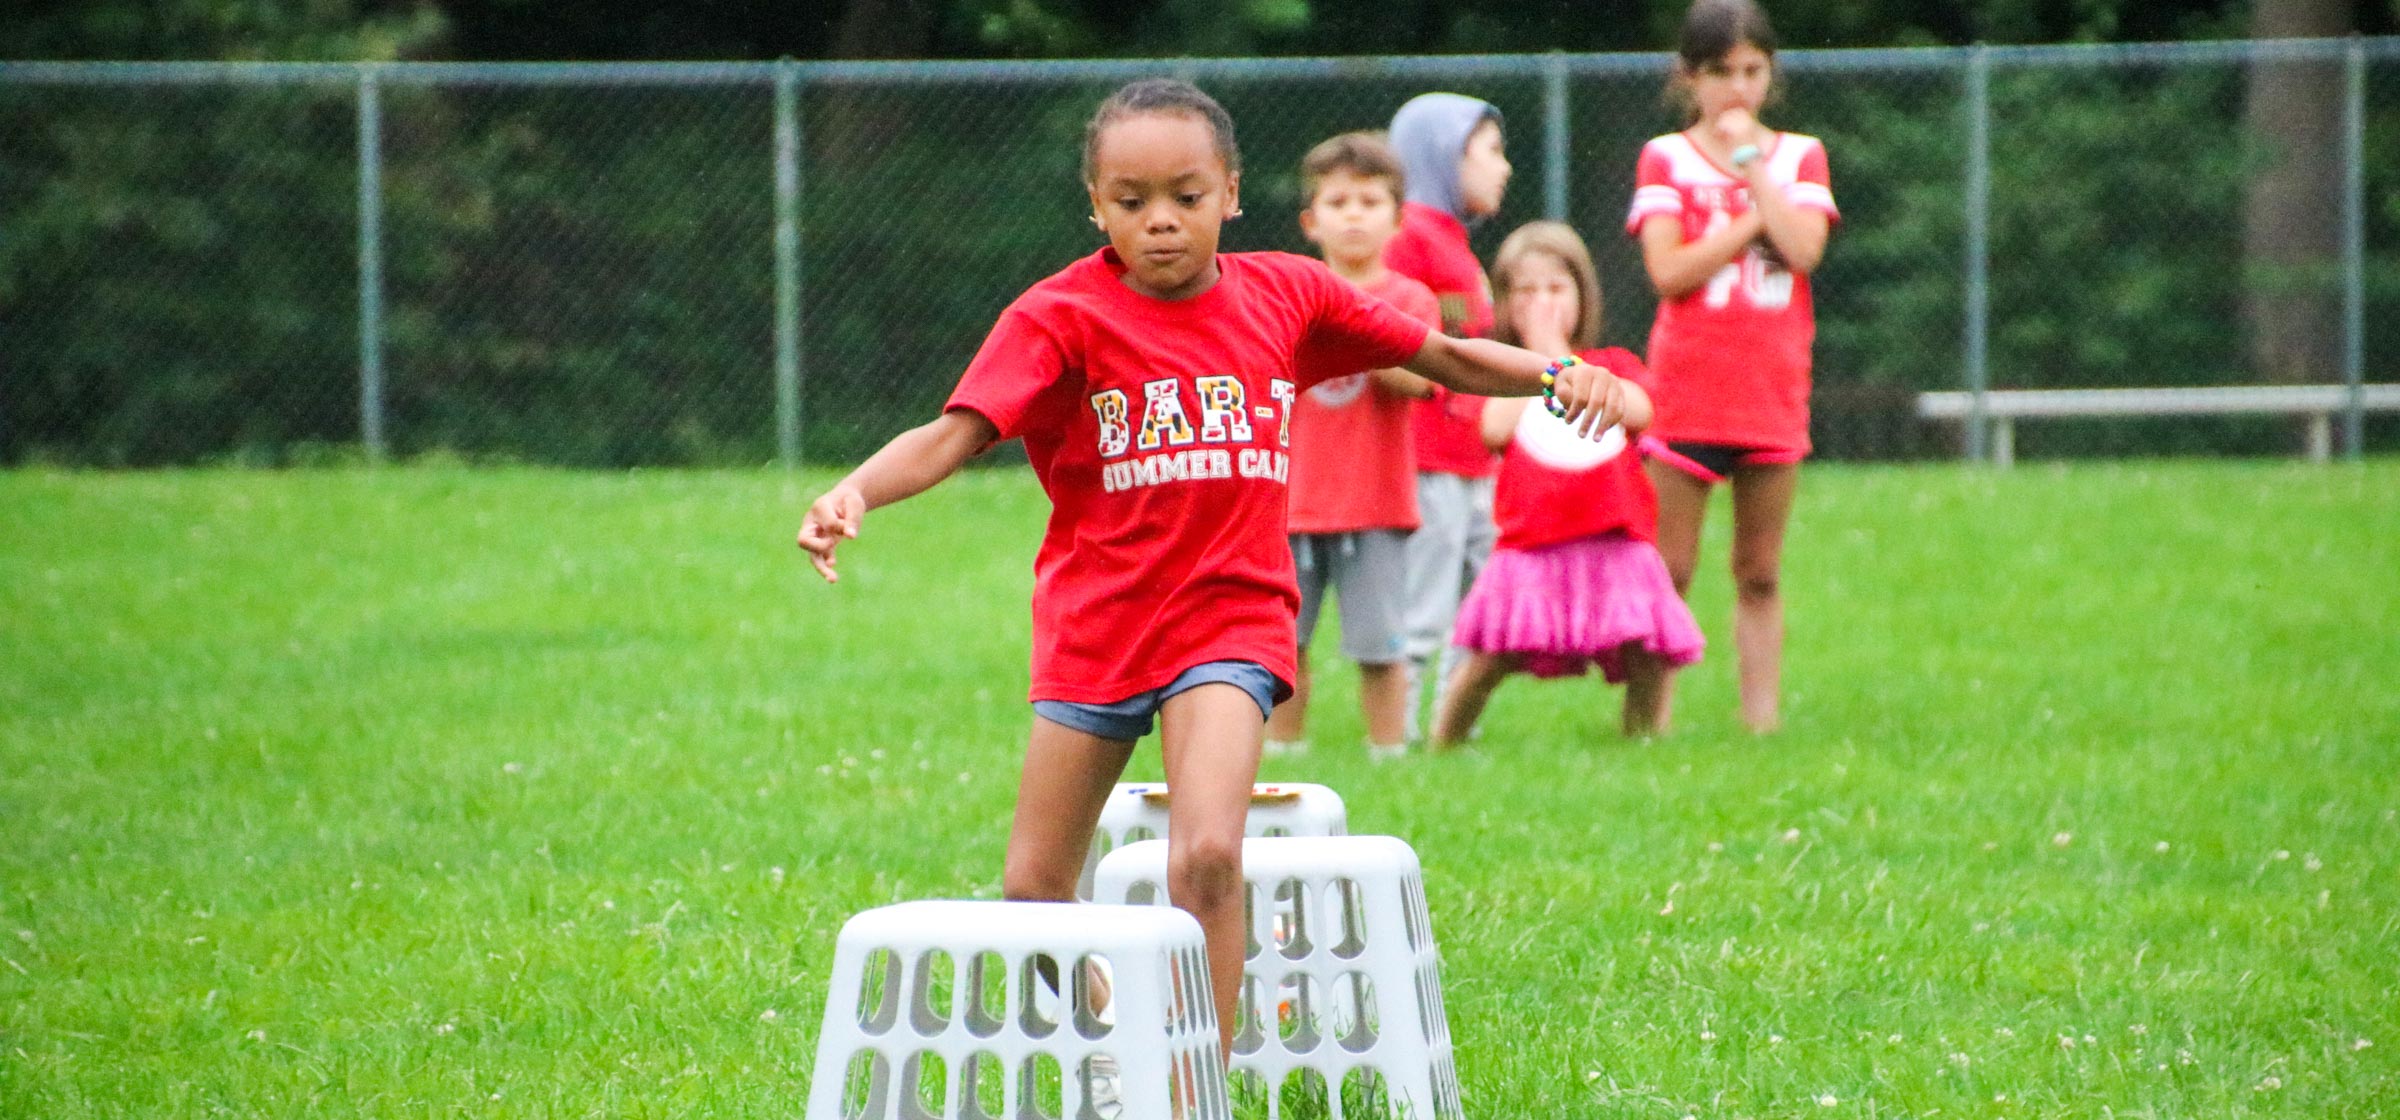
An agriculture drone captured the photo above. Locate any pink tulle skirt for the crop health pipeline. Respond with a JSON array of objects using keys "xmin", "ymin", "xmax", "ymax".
[{"xmin": 1450, "ymin": 531, "xmax": 1706, "ymax": 682}]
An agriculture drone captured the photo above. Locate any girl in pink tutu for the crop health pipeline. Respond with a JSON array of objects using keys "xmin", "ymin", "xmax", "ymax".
[{"xmin": 1432, "ymin": 221, "xmax": 1705, "ymax": 743}]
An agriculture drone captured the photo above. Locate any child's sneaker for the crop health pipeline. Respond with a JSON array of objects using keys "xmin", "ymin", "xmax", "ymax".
[
  {"xmin": 1262, "ymin": 738, "xmax": 1310, "ymax": 758},
  {"xmin": 1083, "ymin": 1053, "xmax": 1123, "ymax": 1119},
  {"xmin": 1367, "ymin": 740, "xmax": 1409, "ymax": 763}
]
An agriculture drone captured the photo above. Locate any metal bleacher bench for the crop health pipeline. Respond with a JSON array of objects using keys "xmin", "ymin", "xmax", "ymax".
[{"xmin": 1916, "ymin": 383, "xmax": 2400, "ymax": 466}]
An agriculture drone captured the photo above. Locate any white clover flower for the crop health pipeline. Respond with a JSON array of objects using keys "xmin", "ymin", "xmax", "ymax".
[
  {"xmin": 1817, "ymin": 1093, "xmax": 1839, "ymax": 1107},
  {"xmin": 2257, "ymin": 1076, "xmax": 2282, "ymax": 1091},
  {"xmin": 760, "ymin": 1009, "xmax": 779, "ymax": 1022},
  {"xmin": 2355, "ymin": 1038, "xmax": 2374, "ymax": 1052},
  {"xmin": 2052, "ymin": 832, "xmax": 2073, "ymax": 848},
  {"xmin": 2304, "ymin": 854, "xmax": 2323, "ymax": 872},
  {"xmin": 2059, "ymin": 1035, "xmax": 2076, "ymax": 1049},
  {"xmin": 1995, "ymin": 1027, "xmax": 2015, "ymax": 1038},
  {"xmin": 2130, "ymin": 1024, "xmax": 2148, "ymax": 1035},
  {"xmin": 502, "ymin": 761, "xmax": 522, "ymax": 774},
  {"xmin": 1700, "ymin": 1030, "xmax": 1717, "ymax": 1042},
  {"xmin": 2154, "ymin": 841, "xmax": 2170, "ymax": 853},
  {"xmin": 435, "ymin": 1022, "xmax": 456, "ymax": 1035},
  {"xmin": 2273, "ymin": 849, "xmax": 2291, "ymax": 861},
  {"xmin": 1770, "ymin": 1034, "xmax": 1785, "ymax": 1045}
]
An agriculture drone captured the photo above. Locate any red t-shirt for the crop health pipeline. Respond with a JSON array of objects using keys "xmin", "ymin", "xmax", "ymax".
[
  {"xmin": 1384, "ymin": 202, "xmax": 1499, "ymax": 479},
  {"xmin": 944, "ymin": 249, "xmax": 1434, "ymax": 704},
  {"xmin": 1626, "ymin": 131, "xmax": 1839, "ymax": 454},
  {"xmin": 1493, "ymin": 348, "xmax": 1660, "ymax": 552},
  {"xmin": 1286, "ymin": 271, "xmax": 1441, "ymax": 534}
]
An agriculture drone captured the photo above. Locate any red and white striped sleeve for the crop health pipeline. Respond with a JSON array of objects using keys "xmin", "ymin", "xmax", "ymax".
[
  {"xmin": 1626, "ymin": 139, "xmax": 1682, "ymax": 236},
  {"xmin": 1786, "ymin": 137, "xmax": 1839, "ymax": 222}
]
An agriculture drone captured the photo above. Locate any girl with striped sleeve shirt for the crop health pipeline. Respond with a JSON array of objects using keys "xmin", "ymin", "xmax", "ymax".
[{"xmin": 1629, "ymin": 0, "xmax": 1838, "ymax": 734}]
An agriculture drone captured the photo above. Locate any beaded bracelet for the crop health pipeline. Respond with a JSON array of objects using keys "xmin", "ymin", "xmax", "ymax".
[{"xmin": 1539, "ymin": 354, "xmax": 1580, "ymax": 418}]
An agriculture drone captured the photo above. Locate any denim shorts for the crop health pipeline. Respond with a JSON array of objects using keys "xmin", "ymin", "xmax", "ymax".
[{"xmin": 1031, "ymin": 660, "xmax": 1281, "ymax": 742}]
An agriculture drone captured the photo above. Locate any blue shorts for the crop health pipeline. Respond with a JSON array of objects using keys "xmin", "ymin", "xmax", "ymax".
[{"xmin": 1031, "ymin": 660, "xmax": 1281, "ymax": 742}]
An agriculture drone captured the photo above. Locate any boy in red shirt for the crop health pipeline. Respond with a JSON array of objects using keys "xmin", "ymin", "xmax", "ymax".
[
  {"xmin": 797, "ymin": 79, "xmax": 1634, "ymax": 1069},
  {"xmin": 1385, "ymin": 91, "xmax": 1514, "ymax": 742},
  {"xmin": 1264, "ymin": 132, "xmax": 1442, "ymax": 761}
]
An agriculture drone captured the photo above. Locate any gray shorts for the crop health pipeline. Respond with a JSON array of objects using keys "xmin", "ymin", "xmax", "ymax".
[
  {"xmin": 1032, "ymin": 660, "xmax": 1281, "ymax": 742},
  {"xmin": 1402, "ymin": 473, "xmax": 1497, "ymax": 663},
  {"xmin": 1292, "ymin": 530, "xmax": 1410, "ymax": 665}
]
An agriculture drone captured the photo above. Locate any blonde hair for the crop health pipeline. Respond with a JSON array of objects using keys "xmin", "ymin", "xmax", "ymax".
[{"xmin": 1490, "ymin": 221, "xmax": 1603, "ymax": 350}]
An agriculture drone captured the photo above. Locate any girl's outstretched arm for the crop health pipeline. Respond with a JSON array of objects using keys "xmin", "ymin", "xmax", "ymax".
[
  {"xmin": 1403, "ymin": 334, "xmax": 1651, "ymax": 438},
  {"xmin": 797, "ymin": 409, "xmax": 999, "ymax": 583}
]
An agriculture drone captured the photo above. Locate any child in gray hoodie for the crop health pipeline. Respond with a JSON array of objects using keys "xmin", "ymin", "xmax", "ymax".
[{"xmin": 1384, "ymin": 91, "xmax": 1515, "ymax": 744}]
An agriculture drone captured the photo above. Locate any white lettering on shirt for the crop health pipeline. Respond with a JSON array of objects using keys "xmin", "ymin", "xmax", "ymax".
[
  {"xmin": 1089, "ymin": 388, "xmax": 1130, "ymax": 458},
  {"xmin": 1135, "ymin": 378, "xmax": 1196, "ymax": 452},
  {"xmin": 1193, "ymin": 375, "xmax": 1254, "ymax": 443}
]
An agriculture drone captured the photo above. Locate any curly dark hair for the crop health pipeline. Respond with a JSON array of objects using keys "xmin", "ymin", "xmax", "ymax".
[{"xmin": 1082, "ymin": 78, "xmax": 1241, "ymax": 184}]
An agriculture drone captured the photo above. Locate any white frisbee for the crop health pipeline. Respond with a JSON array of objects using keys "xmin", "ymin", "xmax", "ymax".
[{"xmin": 1514, "ymin": 399, "xmax": 1627, "ymax": 470}]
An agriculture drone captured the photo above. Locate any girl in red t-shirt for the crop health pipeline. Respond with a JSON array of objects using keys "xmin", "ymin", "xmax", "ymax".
[
  {"xmin": 1435, "ymin": 222, "xmax": 1703, "ymax": 744},
  {"xmin": 797, "ymin": 79, "xmax": 1636, "ymax": 1062},
  {"xmin": 1629, "ymin": 0, "xmax": 1838, "ymax": 733}
]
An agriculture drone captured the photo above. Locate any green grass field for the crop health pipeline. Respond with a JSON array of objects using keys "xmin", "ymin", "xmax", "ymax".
[{"xmin": 4, "ymin": 461, "xmax": 2396, "ymax": 1119}]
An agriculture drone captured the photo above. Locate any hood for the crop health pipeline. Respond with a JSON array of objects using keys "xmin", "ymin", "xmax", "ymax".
[{"xmin": 1389, "ymin": 92, "xmax": 1502, "ymax": 222}]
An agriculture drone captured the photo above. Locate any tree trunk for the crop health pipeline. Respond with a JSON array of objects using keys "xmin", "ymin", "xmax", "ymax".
[{"xmin": 2240, "ymin": 0, "xmax": 2351, "ymax": 415}]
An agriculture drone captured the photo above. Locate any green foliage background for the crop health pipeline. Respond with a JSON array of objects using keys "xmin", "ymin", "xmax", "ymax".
[{"xmin": 3, "ymin": 2, "xmax": 2398, "ymax": 465}]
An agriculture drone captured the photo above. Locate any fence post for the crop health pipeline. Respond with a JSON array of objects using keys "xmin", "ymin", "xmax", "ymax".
[
  {"xmin": 2341, "ymin": 37, "xmax": 2365, "ymax": 461},
  {"xmin": 1962, "ymin": 44, "xmax": 1992, "ymax": 464},
  {"xmin": 356, "ymin": 63, "xmax": 388, "ymax": 463},
  {"xmin": 1542, "ymin": 52, "xmax": 1569, "ymax": 222},
  {"xmin": 775, "ymin": 62, "xmax": 804, "ymax": 469}
]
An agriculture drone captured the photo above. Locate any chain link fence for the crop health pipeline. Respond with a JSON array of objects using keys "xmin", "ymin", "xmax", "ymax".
[{"xmin": 3, "ymin": 41, "xmax": 2395, "ymax": 468}]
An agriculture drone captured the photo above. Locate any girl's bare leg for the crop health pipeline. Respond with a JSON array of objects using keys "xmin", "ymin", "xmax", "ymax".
[
  {"xmin": 1430, "ymin": 652, "xmax": 1517, "ymax": 748},
  {"xmin": 1002, "ymin": 718, "xmax": 1137, "ymax": 903},
  {"xmin": 1729, "ymin": 462, "xmax": 1799, "ymax": 734},
  {"xmin": 1643, "ymin": 458, "xmax": 1712, "ymax": 597},
  {"xmin": 1156, "ymin": 683, "xmax": 1267, "ymax": 1059},
  {"xmin": 1357, "ymin": 661, "xmax": 1409, "ymax": 747},
  {"xmin": 1619, "ymin": 643, "xmax": 1672, "ymax": 737},
  {"xmin": 1264, "ymin": 657, "xmax": 1311, "ymax": 744}
]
